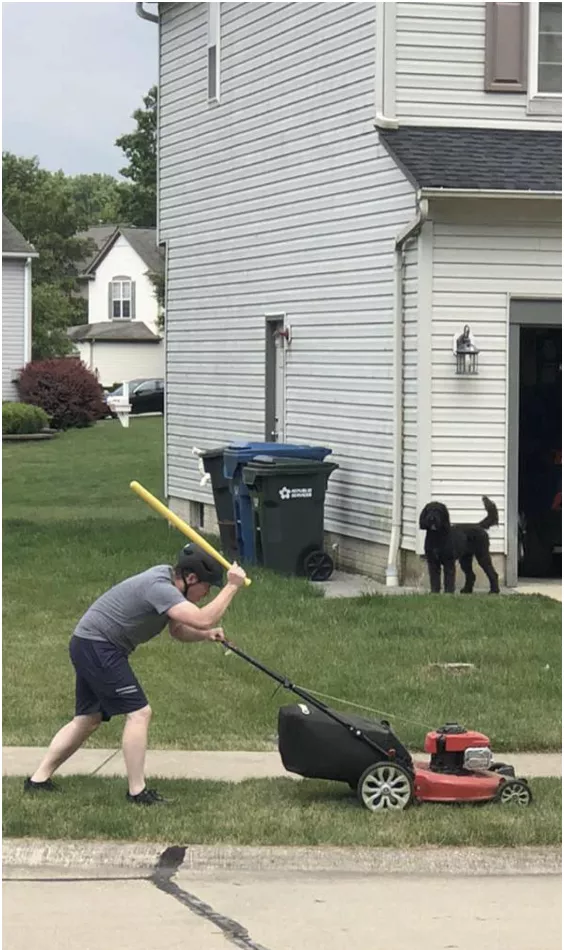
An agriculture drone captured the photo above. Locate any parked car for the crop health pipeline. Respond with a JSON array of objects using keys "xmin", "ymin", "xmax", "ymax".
[{"xmin": 105, "ymin": 378, "xmax": 164, "ymax": 417}]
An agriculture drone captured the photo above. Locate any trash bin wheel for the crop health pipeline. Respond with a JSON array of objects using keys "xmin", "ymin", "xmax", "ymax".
[{"xmin": 303, "ymin": 550, "xmax": 334, "ymax": 582}]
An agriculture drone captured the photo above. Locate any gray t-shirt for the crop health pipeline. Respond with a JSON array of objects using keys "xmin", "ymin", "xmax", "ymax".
[{"xmin": 73, "ymin": 565, "xmax": 186, "ymax": 655}]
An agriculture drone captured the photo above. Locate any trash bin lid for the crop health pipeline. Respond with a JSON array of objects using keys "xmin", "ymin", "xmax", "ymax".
[
  {"xmin": 199, "ymin": 446, "xmax": 228, "ymax": 459},
  {"xmin": 223, "ymin": 442, "xmax": 332, "ymax": 479},
  {"xmin": 243, "ymin": 456, "xmax": 339, "ymax": 478}
]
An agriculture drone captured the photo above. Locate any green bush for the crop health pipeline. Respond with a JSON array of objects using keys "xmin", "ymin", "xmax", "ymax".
[{"xmin": 2, "ymin": 402, "xmax": 50, "ymax": 435}]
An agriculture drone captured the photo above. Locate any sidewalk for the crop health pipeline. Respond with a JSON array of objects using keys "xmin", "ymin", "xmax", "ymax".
[{"xmin": 2, "ymin": 747, "xmax": 561, "ymax": 780}]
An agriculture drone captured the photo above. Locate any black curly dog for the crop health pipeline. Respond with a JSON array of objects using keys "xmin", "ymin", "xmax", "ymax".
[{"xmin": 419, "ymin": 496, "xmax": 500, "ymax": 594}]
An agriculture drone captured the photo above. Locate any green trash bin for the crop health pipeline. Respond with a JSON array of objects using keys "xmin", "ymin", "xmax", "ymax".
[
  {"xmin": 200, "ymin": 448, "xmax": 238, "ymax": 560},
  {"xmin": 242, "ymin": 455, "xmax": 338, "ymax": 580}
]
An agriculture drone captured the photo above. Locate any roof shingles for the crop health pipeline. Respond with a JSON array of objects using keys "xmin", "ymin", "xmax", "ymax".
[
  {"xmin": 78, "ymin": 226, "xmax": 164, "ymax": 277},
  {"xmin": 68, "ymin": 322, "xmax": 161, "ymax": 343},
  {"xmin": 2, "ymin": 215, "xmax": 38, "ymax": 256},
  {"xmin": 379, "ymin": 127, "xmax": 562, "ymax": 192}
]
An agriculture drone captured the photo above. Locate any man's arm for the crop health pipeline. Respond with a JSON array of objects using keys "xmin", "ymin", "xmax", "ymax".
[
  {"xmin": 167, "ymin": 564, "xmax": 247, "ymax": 630},
  {"xmin": 169, "ymin": 620, "xmax": 225, "ymax": 643}
]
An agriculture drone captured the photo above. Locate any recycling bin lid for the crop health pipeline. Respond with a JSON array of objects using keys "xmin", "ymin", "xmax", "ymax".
[
  {"xmin": 224, "ymin": 441, "xmax": 332, "ymax": 460},
  {"xmin": 223, "ymin": 442, "xmax": 332, "ymax": 479}
]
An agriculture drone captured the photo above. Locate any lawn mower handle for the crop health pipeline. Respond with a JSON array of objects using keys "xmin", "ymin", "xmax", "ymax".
[{"xmin": 219, "ymin": 640, "xmax": 392, "ymax": 761}]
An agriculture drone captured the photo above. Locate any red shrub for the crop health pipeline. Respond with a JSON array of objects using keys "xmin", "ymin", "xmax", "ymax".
[{"xmin": 17, "ymin": 358, "xmax": 106, "ymax": 430}]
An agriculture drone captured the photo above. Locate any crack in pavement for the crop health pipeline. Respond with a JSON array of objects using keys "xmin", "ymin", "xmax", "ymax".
[{"xmin": 151, "ymin": 845, "xmax": 273, "ymax": 950}]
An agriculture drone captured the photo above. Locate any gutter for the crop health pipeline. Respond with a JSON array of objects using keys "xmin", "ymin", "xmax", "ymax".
[
  {"xmin": 419, "ymin": 188, "xmax": 561, "ymax": 201},
  {"xmin": 135, "ymin": 3, "xmax": 158, "ymax": 24},
  {"xmin": 386, "ymin": 197, "xmax": 429, "ymax": 587},
  {"xmin": 2, "ymin": 251, "xmax": 39, "ymax": 260}
]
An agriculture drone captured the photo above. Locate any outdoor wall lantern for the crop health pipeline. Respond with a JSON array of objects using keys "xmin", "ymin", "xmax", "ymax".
[{"xmin": 453, "ymin": 324, "xmax": 480, "ymax": 376}]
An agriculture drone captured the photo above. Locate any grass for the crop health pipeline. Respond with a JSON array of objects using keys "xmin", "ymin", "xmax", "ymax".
[
  {"xmin": 3, "ymin": 776, "xmax": 560, "ymax": 847},
  {"xmin": 3, "ymin": 418, "xmax": 562, "ymax": 753}
]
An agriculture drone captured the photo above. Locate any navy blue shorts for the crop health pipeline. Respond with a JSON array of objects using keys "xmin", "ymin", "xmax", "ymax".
[{"xmin": 69, "ymin": 636, "xmax": 148, "ymax": 721}]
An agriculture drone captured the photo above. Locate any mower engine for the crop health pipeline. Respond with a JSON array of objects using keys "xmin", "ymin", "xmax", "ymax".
[
  {"xmin": 410, "ymin": 721, "xmax": 532, "ymax": 807},
  {"xmin": 425, "ymin": 722, "xmax": 492, "ymax": 774}
]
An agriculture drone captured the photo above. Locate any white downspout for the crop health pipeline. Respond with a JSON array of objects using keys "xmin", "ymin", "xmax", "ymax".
[
  {"xmin": 23, "ymin": 257, "xmax": 32, "ymax": 364},
  {"xmin": 386, "ymin": 198, "xmax": 428, "ymax": 586}
]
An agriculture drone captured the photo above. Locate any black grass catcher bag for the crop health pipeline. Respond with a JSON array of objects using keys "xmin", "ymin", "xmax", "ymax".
[{"xmin": 278, "ymin": 702, "xmax": 414, "ymax": 785}]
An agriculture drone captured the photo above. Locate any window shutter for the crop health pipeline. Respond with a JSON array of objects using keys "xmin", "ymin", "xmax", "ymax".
[
  {"xmin": 485, "ymin": 2, "xmax": 528, "ymax": 92},
  {"xmin": 108, "ymin": 282, "xmax": 113, "ymax": 319},
  {"xmin": 131, "ymin": 281, "xmax": 136, "ymax": 319}
]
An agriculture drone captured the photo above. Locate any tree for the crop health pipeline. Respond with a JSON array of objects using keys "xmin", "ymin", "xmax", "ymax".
[
  {"xmin": 147, "ymin": 270, "xmax": 165, "ymax": 332},
  {"xmin": 30, "ymin": 284, "xmax": 80, "ymax": 361},
  {"xmin": 66, "ymin": 173, "xmax": 122, "ymax": 226},
  {"xmin": 2, "ymin": 153, "xmax": 95, "ymax": 289},
  {"xmin": 115, "ymin": 85, "xmax": 157, "ymax": 227},
  {"xmin": 2, "ymin": 153, "xmax": 98, "ymax": 358}
]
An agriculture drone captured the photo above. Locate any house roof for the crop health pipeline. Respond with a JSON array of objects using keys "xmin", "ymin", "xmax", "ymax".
[
  {"xmin": 2, "ymin": 215, "xmax": 39, "ymax": 257},
  {"xmin": 379, "ymin": 127, "xmax": 562, "ymax": 193},
  {"xmin": 79, "ymin": 226, "xmax": 164, "ymax": 277},
  {"xmin": 67, "ymin": 321, "xmax": 161, "ymax": 343}
]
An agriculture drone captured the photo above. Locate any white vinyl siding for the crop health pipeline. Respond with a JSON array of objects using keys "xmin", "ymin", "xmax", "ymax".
[
  {"xmin": 2, "ymin": 259, "xmax": 27, "ymax": 400},
  {"xmin": 395, "ymin": 1, "xmax": 561, "ymax": 127},
  {"xmin": 160, "ymin": 2, "xmax": 416, "ymax": 545},
  {"xmin": 401, "ymin": 240, "xmax": 418, "ymax": 549},
  {"xmin": 430, "ymin": 203, "xmax": 562, "ymax": 554}
]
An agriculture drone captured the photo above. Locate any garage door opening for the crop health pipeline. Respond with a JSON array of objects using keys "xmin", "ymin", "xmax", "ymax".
[{"xmin": 518, "ymin": 326, "xmax": 562, "ymax": 579}]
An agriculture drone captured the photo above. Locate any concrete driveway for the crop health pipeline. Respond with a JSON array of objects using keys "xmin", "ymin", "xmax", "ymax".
[{"xmin": 3, "ymin": 844, "xmax": 561, "ymax": 950}]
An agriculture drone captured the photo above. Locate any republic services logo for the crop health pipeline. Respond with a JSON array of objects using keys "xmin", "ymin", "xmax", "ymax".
[{"xmin": 278, "ymin": 486, "xmax": 313, "ymax": 501}]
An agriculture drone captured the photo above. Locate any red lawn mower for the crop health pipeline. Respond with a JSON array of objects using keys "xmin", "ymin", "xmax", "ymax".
[{"xmin": 222, "ymin": 641, "xmax": 532, "ymax": 811}]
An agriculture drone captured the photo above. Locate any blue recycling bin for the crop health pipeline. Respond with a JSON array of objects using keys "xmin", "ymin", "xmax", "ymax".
[{"xmin": 223, "ymin": 441, "xmax": 332, "ymax": 564}]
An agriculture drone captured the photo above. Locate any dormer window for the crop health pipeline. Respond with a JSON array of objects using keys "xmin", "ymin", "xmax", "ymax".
[
  {"xmin": 531, "ymin": 2, "xmax": 562, "ymax": 95},
  {"xmin": 109, "ymin": 277, "xmax": 135, "ymax": 320}
]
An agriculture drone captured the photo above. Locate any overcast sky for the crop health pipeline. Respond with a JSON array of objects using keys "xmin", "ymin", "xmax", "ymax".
[{"xmin": 2, "ymin": 1, "xmax": 158, "ymax": 178}]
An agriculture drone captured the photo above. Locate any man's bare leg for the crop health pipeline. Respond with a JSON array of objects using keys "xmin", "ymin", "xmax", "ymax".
[
  {"xmin": 122, "ymin": 704, "xmax": 152, "ymax": 796},
  {"xmin": 30, "ymin": 714, "xmax": 102, "ymax": 783}
]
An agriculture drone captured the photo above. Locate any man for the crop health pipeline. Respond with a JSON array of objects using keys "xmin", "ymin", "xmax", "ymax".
[{"xmin": 25, "ymin": 544, "xmax": 247, "ymax": 805}]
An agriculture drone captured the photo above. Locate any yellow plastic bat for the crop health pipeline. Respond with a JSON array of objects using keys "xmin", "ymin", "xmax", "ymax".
[{"xmin": 130, "ymin": 480, "xmax": 251, "ymax": 586}]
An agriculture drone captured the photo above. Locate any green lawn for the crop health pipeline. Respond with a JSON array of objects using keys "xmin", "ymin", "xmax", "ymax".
[
  {"xmin": 3, "ymin": 776, "xmax": 561, "ymax": 848},
  {"xmin": 3, "ymin": 418, "xmax": 562, "ymax": 753}
]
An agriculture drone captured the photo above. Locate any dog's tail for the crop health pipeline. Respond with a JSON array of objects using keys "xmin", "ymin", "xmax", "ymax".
[{"xmin": 479, "ymin": 496, "xmax": 499, "ymax": 530}]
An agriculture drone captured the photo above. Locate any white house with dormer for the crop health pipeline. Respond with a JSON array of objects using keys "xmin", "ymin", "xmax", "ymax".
[
  {"xmin": 138, "ymin": 1, "xmax": 562, "ymax": 586},
  {"xmin": 70, "ymin": 226, "xmax": 164, "ymax": 388}
]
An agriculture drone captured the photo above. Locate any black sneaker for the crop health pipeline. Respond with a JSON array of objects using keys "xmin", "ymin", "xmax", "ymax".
[
  {"xmin": 23, "ymin": 777, "xmax": 59, "ymax": 793},
  {"xmin": 126, "ymin": 787, "xmax": 175, "ymax": 806}
]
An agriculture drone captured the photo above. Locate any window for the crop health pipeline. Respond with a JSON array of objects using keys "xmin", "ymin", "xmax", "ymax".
[
  {"xmin": 208, "ymin": 2, "xmax": 220, "ymax": 102},
  {"xmin": 109, "ymin": 277, "xmax": 134, "ymax": 320},
  {"xmin": 134, "ymin": 380, "xmax": 157, "ymax": 394},
  {"xmin": 531, "ymin": 1, "xmax": 562, "ymax": 96}
]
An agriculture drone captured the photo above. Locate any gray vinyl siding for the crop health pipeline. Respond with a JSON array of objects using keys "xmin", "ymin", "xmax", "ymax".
[
  {"xmin": 2, "ymin": 259, "xmax": 26, "ymax": 400},
  {"xmin": 395, "ymin": 2, "xmax": 558, "ymax": 127},
  {"xmin": 430, "ymin": 204, "xmax": 562, "ymax": 554},
  {"xmin": 160, "ymin": 2, "xmax": 416, "ymax": 545},
  {"xmin": 401, "ymin": 240, "xmax": 418, "ymax": 550}
]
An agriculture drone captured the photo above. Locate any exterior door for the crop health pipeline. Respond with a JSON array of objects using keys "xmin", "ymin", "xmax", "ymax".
[{"xmin": 507, "ymin": 299, "xmax": 562, "ymax": 586}]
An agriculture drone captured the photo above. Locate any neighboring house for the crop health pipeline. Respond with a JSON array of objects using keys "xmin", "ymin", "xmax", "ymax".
[
  {"xmin": 70, "ymin": 226, "xmax": 164, "ymax": 387},
  {"xmin": 143, "ymin": 1, "xmax": 562, "ymax": 587},
  {"xmin": 2, "ymin": 215, "xmax": 38, "ymax": 400}
]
